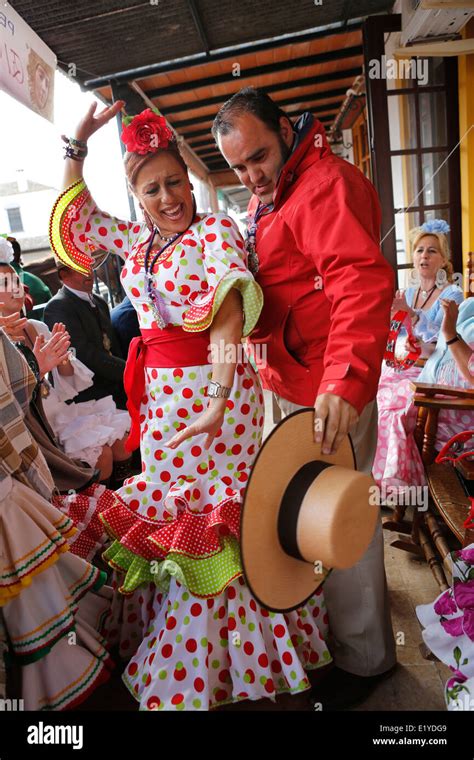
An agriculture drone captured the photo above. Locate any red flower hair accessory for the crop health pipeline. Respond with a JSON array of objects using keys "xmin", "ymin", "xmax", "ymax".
[{"xmin": 121, "ymin": 107, "xmax": 174, "ymax": 155}]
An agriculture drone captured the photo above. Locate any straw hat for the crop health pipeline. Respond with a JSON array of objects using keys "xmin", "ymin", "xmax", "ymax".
[{"xmin": 240, "ymin": 408, "xmax": 378, "ymax": 612}]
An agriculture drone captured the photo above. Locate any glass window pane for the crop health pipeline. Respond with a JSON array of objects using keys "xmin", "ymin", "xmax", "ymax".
[
  {"xmin": 388, "ymin": 93, "xmax": 417, "ymax": 150},
  {"xmin": 395, "ymin": 212, "xmax": 420, "ymax": 287},
  {"xmin": 422, "ymin": 152, "xmax": 449, "ymax": 205},
  {"xmin": 418, "ymin": 57, "xmax": 445, "ymax": 87},
  {"xmin": 419, "ymin": 92, "xmax": 447, "ymax": 148},
  {"xmin": 391, "ymin": 154, "xmax": 419, "ymax": 209}
]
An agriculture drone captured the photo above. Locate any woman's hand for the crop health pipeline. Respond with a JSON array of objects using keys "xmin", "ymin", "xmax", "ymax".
[
  {"xmin": 440, "ymin": 298, "xmax": 459, "ymax": 341},
  {"xmin": 0, "ymin": 312, "xmax": 27, "ymax": 341},
  {"xmin": 33, "ymin": 331, "xmax": 71, "ymax": 378},
  {"xmin": 391, "ymin": 289, "xmax": 415, "ymax": 319},
  {"xmin": 165, "ymin": 400, "xmax": 226, "ymax": 451},
  {"xmin": 74, "ymin": 100, "xmax": 126, "ymax": 143}
]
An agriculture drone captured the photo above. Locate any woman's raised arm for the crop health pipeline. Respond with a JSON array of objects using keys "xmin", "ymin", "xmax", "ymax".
[{"xmin": 62, "ymin": 100, "xmax": 125, "ymax": 190}]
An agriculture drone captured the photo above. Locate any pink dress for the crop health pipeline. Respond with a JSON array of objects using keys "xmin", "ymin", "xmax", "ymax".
[{"xmin": 50, "ymin": 179, "xmax": 332, "ymax": 711}]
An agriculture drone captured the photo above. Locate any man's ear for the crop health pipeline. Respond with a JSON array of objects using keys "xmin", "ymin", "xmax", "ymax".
[{"xmin": 279, "ymin": 116, "xmax": 294, "ymax": 149}]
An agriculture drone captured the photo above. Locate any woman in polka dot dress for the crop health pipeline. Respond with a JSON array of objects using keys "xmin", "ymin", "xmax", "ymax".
[{"xmin": 50, "ymin": 102, "xmax": 331, "ymax": 710}]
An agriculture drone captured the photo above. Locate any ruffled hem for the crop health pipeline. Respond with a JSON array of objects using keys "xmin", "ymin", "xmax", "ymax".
[
  {"xmin": 120, "ymin": 576, "xmax": 331, "ymax": 711},
  {"xmin": 0, "ymin": 480, "xmax": 78, "ymax": 607},
  {"xmin": 52, "ymin": 483, "xmax": 118, "ymax": 562},
  {"xmin": 100, "ymin": 475, "xmax": 245, "ymax": 597},
  {"xmin": 12, "ymin": 586, "xmax": 115, "ymax": 710},
  {"xmin": 103, "ymin": 535, "xmax": 242, "ymax": 598},
  {"xmin": 182, "ymin": 271, "xmax": 263, "ymax": 337},
  {"xmin": 4, "ymin": 561, "xmax": 108, "ymax": 663}
]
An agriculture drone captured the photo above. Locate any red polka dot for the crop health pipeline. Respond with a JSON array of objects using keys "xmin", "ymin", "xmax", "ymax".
[
  {"xmin": 205, "ymin": 216, "xmax": 216, "ymax": 226},
  {"xmin": 205, "ymin": 233, "xmax": 216, "ymax": 243},
  {"xmin": 282, "ymin": 652, "xmax": 293, "ymax": 665},
  {"xmin": 152, "ymin": 489, "xmax": 162, "ymax": 501},
  {"xmin": 235, "ymin": 424, "xmax": 245, "ymax": 435},
  {"xmin": 166, "ymin": 616, "xmax": 177, "ymax": 630},
  {"xmin": 162, "ymin": 644, "xmax": 173, "ymax": 658},
  {"xmin": 227, "ymin": 585, "xmax": 236, "ymax": 600},
  {"xmin": 171, "ymin": 694, "xmax": 184, "ymax": 705},
  {"xmin": 147, "ymin": 507, "xmax": 157, "ymax": 518},
  {"xmin": 163, "ymin": 385, "xmax": 173, "ymax": 395},
  {"xmin": 194, "ymin": 678, "xmax": 205, "ymax": 692},
  {"xmin": 182, "ymin": 387, "xmax": 193, "ymax": 399},
  {"xmin": 191, "ymin": 603, "xmax": 202, "ymax": 617},
  {"xmin": 161, "ymin": 471, "xmax": 171, "ymax": 482},
  {"xmin": 273, "ymin": 624, "xmax": 285, "ymax": 638},
  {"xmin": 271, "ymin": 659, "xmax": 282, "ymax": 673},
  {"xmin": 131, "ymin": 287, "xmax": 140, "ymax": 298},
  {"xmin": 98, "ymin": 226, "xmax": 108, "ymax": 236},
  {"xmin": 243, "ymin": 642, "xmax": 254, "ymax": 656},
  {"xmin": 137, "ymin": 481, "xmax": 147, "ymax": 492},
  {"xmin": 258, "ymin": 653, "xmax": 268, "ymax": 668},
  {"xmin": 165, "ymin": 281, "xmax": 174, "ymax": 291},
  {"xmin": 127, "ymin": 662, "xmax": 138, "ymax": 676},
  {"xmin": 264, "ymin": 680, "xmax": 275, "ymax": 694},
  {"xmin": 215, "ymin": 689, "xmax": 227, "ymax": 702},
  {"xmin": 129, "ymin": 499, "xmax": 139, "ymax": 511},
  {"xmin": 174, "ymin": 666, "xmax": 187, "ymax": 681},
  {"xmin": 186, "ymin": 639, "xmax": 197, "ymax": 653},
  {"xmin": 221, "ymin": 218, "xmax": 232, "ymax": 227}
]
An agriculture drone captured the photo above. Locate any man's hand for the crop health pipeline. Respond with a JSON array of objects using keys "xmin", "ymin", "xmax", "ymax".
[
  {"xmin": 0, "ymin": 312, "xmax": 27, "ymax": 342},
  {"xmin": 314, "ymin": 393, "xmax": 359, "ymax": 455}
]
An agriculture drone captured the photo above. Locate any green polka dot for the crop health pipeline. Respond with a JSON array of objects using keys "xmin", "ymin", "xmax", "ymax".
[
  {"xmin": 182, "ymin": 592, "xmax": 190, "ymax": 601},
  {"xmin": 162, "ymin": 374, "xmax": 168, "ymax": 381},
  {"xmin": 176, "ymin": 634, "xmax": 183, "ymax": 643},
  {"xmin": 183, "ymin": 616, "xmax": 190, "ymax": 625},
  {"xmin": 248, "ymin": 622, "xmax": 255, "ymax": 632},
  {"xmin": 244, "ymin": 673, "xmax": 251, "ymax": 683},
  {"xmin": 176, "ymin": 661, "xmax": 184, "ymax": 670},
  {"xmin": 212, "ymin": 659, "xmax": 219, "ymax": 669},
  {"xmin": 200, "ymin": 637, "xmax": 208, "ymax": 647},
  {"xmin": 192, "ymin": 657, "xmax": 199, "ymax": 667},
  {"xmin": 286, "ymin": 639, "xmax": 293, "ymax": 648},
  {"xmin": 290, "ymin": 670, "xmax": 297, "ymax": 681},
  {"xmin": 159, "ymin": 670, "xmax": 167, "ymax": 680},
  {"xmin": 176, "ymin": 703, "xmax": 185, "ymax": 711},
  {"xmin": 192, "ymin": 699, "xmax": 201, "ymax": 708},
  {"xmin": 228, "ymin": 417, "xmax": 235, "ymax": 425},
  {"xmin": 189, "ymin": 372, "xmax": 197, "ymax": 380},
  {"xmin": 259, "ymin": 676, "xmax": 266, "ymax": 685},
  {"xmin": 150, "ymin": 465, "xmax": 156, "ymax": 473}
]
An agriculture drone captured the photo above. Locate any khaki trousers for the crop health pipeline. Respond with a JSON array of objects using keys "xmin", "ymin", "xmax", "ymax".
[{"xmin": 275, "ymin": 396, "xmax": 397, "ymax": 677}]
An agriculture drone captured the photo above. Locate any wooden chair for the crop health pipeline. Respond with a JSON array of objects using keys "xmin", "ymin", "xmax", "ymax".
[{"xmin": 382, "ymin": 381, "xmax": 474, "ymax": 591}]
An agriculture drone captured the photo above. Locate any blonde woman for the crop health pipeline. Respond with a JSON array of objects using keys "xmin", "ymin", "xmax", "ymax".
[{"xmin": 372, "ymin": 220, "xmax": 463, "ymax": 497}]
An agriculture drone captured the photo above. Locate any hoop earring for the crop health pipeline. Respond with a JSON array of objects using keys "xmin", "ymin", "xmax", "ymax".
[
  {"xmin": 408, "ymin": 267, "xmax": 420, "ymax": 288},
  {"xmin": 435, "ymin": 267, "xmax": 447, "ymax": 289}
]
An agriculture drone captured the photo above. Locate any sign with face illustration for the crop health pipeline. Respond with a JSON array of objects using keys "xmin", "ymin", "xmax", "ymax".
[{"xmin": 0, "ymin": 4, "xmax": 56, "ymax": 122}]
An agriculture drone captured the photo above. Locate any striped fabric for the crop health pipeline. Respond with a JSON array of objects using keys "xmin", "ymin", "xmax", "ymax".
[{"xmin": 0, "ymin": 329, "xmax": 54, "ymax": 501}]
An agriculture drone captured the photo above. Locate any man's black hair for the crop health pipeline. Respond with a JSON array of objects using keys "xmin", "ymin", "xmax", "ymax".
[{"xmin": 212, "ymin": 87, "xmax": 291, "ymax": 141}]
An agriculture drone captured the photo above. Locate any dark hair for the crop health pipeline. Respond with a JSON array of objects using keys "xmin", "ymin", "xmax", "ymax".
[
  {"xmin": 8, "ymin": 237, "xmax": 21, "ymax": 263},
  {"xmin": 212, "ymin": 87, "xmax": 291, "ymax": 141}
]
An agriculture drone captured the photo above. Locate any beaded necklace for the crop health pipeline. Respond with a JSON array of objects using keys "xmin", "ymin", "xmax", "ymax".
[{"xmin": 143, "ymin": 228, "xmax": 180, "ymax": 329}]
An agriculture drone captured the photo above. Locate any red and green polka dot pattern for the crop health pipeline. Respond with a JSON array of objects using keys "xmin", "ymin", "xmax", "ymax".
[{"xmin": 122, "ymin": 576, "xmax": 332, "ymax": 710}]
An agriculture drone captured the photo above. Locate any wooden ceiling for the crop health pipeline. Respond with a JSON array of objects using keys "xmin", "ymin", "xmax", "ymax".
[{"xmin": 11, "ymin": 0, "xmax": 395, "ymax": 189}]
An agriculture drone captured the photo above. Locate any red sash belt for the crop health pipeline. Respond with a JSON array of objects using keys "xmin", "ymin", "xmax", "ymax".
[{"xmin": 124, "ymin": 326, "xmax": 210, "ymax": 452}]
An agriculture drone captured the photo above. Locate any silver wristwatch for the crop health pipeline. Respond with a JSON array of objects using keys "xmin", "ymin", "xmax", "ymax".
[{"xmin": 207, "ymin": 380, "xmax": 231, "ymax": 399}]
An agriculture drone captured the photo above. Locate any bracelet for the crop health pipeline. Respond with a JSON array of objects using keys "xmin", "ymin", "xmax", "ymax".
[
  {"xmin": 446, "ymin": 334, "xmax": 460, "ymax": 346},
  {"xmin": 61, "ymin": 135, "xmax": 88, "ymax": 161},
  {"xmin": 207, "ymin": 380, "xmax": 231, "ymax": 399}
]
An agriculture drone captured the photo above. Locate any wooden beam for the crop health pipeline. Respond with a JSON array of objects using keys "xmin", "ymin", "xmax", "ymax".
[
  {"xmin": 421, "ymin": 0, "xmax": 474, "ymax": 7},
  {"xmin": 208, "ymin": 170, "xmax": 240, "ymax": 188},
  {"xmin": 394, "ymin": 38, "xmax": 474, "ymax": 57},
  {"xmin": 84, "ymin": 20, "xmax": 363, "ymax": 89},
  {"xmin": 146, "ymin": 46, "xmax": 363, "ymax": 99}
]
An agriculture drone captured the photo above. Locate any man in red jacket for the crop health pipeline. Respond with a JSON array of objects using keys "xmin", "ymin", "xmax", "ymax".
[{"xmin": 213, "ymin": 87, "xmax": 397, "ymax": 709}]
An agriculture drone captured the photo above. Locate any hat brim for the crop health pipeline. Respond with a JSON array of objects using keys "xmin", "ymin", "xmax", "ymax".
[{"xmin": 241, "ymin": 408, "xmax": 356, "ymax": 613}]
